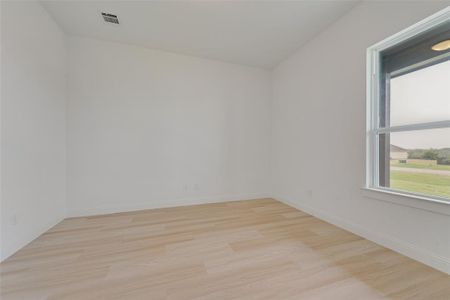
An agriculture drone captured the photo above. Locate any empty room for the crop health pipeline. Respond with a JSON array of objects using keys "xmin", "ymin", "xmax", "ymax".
[{"xmin": 1, "ymin": 0, "xmax": 449, "ymax": 299}]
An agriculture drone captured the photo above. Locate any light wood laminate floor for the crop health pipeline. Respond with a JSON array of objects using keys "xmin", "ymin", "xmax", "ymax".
[{"xmin": 1, "ymin": 199, "xmax": 449, "ymax": 299}]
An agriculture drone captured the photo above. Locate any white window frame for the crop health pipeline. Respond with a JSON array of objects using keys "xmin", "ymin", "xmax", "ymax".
[{"xmin": 366, "ymin": 7, "xmax": 450, "ymax": 206}]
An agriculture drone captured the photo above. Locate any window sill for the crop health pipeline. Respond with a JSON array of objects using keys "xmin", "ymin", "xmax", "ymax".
[{"xmin": 361, "ymin": 187, "xmax": 450, "ymax": 216}]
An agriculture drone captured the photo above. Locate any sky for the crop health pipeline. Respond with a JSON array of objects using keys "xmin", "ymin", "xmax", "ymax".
[{"xmin": 389, "ymin": 59, "xmax": 450, "ymax": 149}]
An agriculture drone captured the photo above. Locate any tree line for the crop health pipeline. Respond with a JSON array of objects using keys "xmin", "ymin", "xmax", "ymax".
[{"xmin": 408, "ymin": 148, "xmax": 450, "ymax": 165}]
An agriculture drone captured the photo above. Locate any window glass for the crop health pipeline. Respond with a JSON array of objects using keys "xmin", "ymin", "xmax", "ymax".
[
  {"xmin": 390, "ymin": 60, "xmax": 450, "ymax": 127},
  {"xmin": 379, "ymin": 128, "xmax": 450, "ymax": 199}
]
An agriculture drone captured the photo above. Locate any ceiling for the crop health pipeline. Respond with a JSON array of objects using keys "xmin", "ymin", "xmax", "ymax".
[{"xmin": 41, "ymin": 0, "xmax": 359, "ymax": 69}]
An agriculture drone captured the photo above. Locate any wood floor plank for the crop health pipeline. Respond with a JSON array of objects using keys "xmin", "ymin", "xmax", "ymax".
[{"xmin": 1, "ymin": 198, "xmax": 449, "ymax": 299}]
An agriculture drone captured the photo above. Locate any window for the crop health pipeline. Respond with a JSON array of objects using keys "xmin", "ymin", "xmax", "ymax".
[{"xmin": 367, "ymin": 8, "xmax": 450, "ymax": 203}]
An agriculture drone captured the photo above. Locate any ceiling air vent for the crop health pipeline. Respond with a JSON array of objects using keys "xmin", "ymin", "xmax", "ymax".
[{"xmin": 101, "ymin": 12, "xmax": 119, "ymax": 24}]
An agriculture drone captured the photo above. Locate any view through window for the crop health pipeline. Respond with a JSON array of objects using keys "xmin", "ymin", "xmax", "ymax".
[{"xmin": 387, "ymin": 61, "xmax": 450, "ymax": 199}]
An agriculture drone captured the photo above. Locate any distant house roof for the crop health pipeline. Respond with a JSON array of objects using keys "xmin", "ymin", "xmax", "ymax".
[{"xmin": 390, "ymin": 145, "xmax": 407, "ymax": 152}]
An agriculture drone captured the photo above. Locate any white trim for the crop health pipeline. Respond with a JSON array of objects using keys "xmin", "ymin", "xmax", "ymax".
[
  {"xmin": 275, "ymin": 195, "xmax": 450, "ymax": 275},
  {"xmin": 366, "ymin": 7, "xmax": 450, "ymax": 203},
  {"xmin": 366, "ymin": 46, "xmax": 381, "ymax": 188},
  {"xmin": 362, "ymin": 187, "xmax": 450, "ymax": 216},
  {"xmin": 66, "ymin": 193, "xmax": 269, "ymax": 218},
  {"xmin": 368, "ymin": 7, "xmax": 450, "ymax": 52}
]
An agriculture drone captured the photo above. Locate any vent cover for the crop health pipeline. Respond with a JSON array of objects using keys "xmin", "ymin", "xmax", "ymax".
[{"xmin": 101, "ymin": 12, "xmax": 119, "ymax": 24}]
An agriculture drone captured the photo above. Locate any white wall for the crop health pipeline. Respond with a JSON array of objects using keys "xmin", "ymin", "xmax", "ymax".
[
  {"xmin": 0, "ymin": 1, "xmax": 67, "ymax": 260},
  {"xmin": 67, "ymin": 37, "xmax": 271, "ymax": 217},
  {"xmin": 2, "ymin": 0, "xmax": 448, "ymax": 276},
  {"xmin": 271, "ymin": 1, "xmax": 450, "ymax": 274}
]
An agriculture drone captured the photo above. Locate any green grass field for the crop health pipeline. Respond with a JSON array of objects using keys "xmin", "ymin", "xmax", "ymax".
[
  {"xmin": 390, "ymin": 171, "xmax": 450, "ymax": 199},
  {"xmin": 390, "ymin": 161, "xmax": 450, "ymax": 171}
]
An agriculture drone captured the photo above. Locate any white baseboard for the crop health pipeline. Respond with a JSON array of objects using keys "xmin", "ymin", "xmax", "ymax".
[
  {"xmin": 67, "ymin": 193, "xmax": 270, "ymax": 218},
  {"xmin": 274, "ymin": 195, "xmax": 450, "ymax": 275}
]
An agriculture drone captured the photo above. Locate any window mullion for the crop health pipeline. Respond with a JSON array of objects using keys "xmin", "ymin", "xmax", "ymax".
[{"xmin": 376, "ymin": 120, "xmax": 450, "ymax": 134}]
